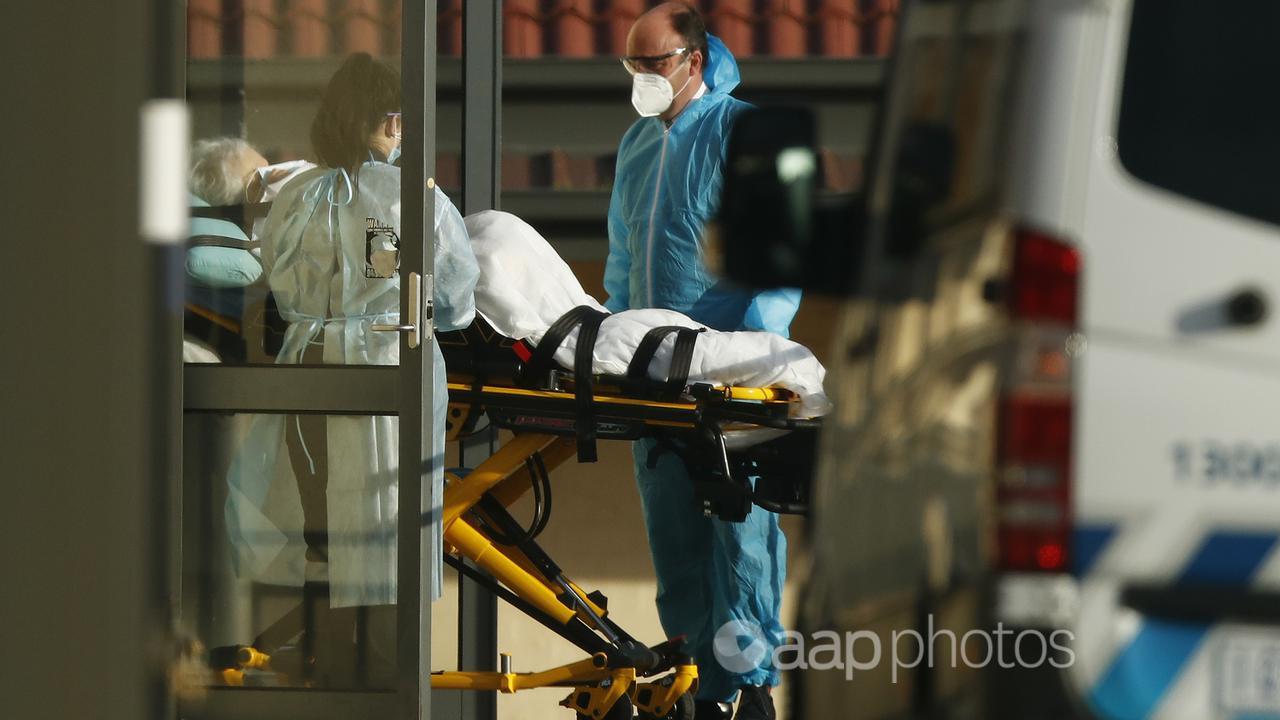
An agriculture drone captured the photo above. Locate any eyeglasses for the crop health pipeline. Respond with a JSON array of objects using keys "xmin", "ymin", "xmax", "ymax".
[{"xmin": 620, "ymin": 47, "xmax": 689, "ymax": 76}]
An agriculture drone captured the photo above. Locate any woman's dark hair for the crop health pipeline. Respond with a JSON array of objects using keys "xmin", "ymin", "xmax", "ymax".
[{"xmin": 311, "ymin": 53, "xmax": 401, "ymax": 176}]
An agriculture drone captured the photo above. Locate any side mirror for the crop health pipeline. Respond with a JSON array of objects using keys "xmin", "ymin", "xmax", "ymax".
[{"xmin": 718, "ymin": 107, "xmax": 864, "ymax": 296}]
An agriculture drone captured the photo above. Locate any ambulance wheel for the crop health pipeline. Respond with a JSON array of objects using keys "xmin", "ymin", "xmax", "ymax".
[
  {"xmin": 577, "ymin": 694, "xmax": 633, "ymax": 720},
  {"xmin": 639, "ymin": 692, "xmax": 694, "ymax": 720}
]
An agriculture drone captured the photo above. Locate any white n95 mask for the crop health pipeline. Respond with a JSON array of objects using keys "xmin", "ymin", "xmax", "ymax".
[{"xmin": 631, "ymin": 61, "xmax": 692, "ymax": 118}]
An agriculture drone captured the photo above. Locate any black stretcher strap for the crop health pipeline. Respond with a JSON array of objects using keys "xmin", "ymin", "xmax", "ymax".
[
  {"xmin": 520, "ymin": 305, "xmax": 610, "ymax": 463},
  {"xmin": 521, "ymin": 305, "xmax": 600, "ymax": 388},
  {"xmin": 626, "ymin": 326, "xmax": 684, "ymax": 383},
  {"xmin": 187, "ymin": 234, "xmax": 261, "ymax": 251},
  {"xmin": 572, "ymin": 309, "xmax": 607, "ymax": 463},
  {"xmin": 190, "ymin": 202, "xmax": 273, "ymax": 223},
  {"xmin": 666, "ymin": 327, "xmax": 703, "ymax": 394},
  {"xmin": 624, "ymin": 325, "xmax": 704, "ymax": 398}
]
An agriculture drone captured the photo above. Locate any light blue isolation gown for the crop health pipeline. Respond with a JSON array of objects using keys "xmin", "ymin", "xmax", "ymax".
[
  {"xmin": 604, "ymin": 35, "xmax": 800, "ymax": 701},
  {"xmin": 225, "ymin": 159, "xmax": 478, "ymax": 607}
]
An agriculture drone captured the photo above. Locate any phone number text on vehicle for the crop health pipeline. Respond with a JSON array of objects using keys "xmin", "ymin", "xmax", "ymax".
[{"xmin": 1172, "ymin": 441, "xmax": 1280, "ymax": 486}]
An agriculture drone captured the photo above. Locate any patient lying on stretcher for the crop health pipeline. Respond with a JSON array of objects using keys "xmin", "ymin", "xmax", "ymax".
[{"xmin": 462, "ymin": 211, "xmax": 831, "ymax": 419}]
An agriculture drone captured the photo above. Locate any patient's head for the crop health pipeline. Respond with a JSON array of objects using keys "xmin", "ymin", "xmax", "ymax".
[
  {"xmin": 190, "ymin": 137, "xmax": 268, "ymax": 205},
  {"xmin": 310, "ymin": 53, "xmax": 402, "ymax": 176}
]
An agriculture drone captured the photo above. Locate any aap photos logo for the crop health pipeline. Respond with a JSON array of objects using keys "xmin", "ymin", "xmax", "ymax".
[
  {"xmin": 713, "ymin": 620, "xmax": 770, "ymax": 674},
  {"xmin": 712, "ymin": 617, "xmax": 1075, "ymax": 682}
]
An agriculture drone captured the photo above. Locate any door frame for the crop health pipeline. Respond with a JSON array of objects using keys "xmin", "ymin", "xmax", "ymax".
[{"xmin": 179, "ymin": 2, "xmax": 441, "ymax": 719}]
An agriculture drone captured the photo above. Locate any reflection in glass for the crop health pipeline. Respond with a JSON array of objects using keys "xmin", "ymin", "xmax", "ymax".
[
  {"xmin": 184, "ymin": 1, "xmax": 407, "ymax": 366},
  {"xmin": 183, "ymin": 411, "xmax": 398, "ymax": 690},
  {"xmin": 261, "ymin": 54, "xmax": 404, "ymax": 370},
  {"xmin": 181, "ymin": 1, "xmax": 411, "ymax": 693}
]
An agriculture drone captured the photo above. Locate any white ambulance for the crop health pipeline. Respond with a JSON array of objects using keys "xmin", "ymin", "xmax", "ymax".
[
  {"xmin": 998, "ymin": 0, "xmax": 1280, "ymax": 717},
  {"xmin": 801, "ymin": 0, "xmax": 1280, "ymax": 718}
]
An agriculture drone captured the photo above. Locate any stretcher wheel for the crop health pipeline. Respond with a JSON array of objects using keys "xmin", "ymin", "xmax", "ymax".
[
  {"xmin": 639, "ymin": 692, "xmax": 694, "ymax": 720},
  {"xmin": 577, "ymin": 694, "xmax": 633, "ymax": 720}
]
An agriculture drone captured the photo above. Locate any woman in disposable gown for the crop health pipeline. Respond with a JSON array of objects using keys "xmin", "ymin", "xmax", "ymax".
[{"xmin": 226, "ymin": 53, "xmax": 478, "ymax": 633}]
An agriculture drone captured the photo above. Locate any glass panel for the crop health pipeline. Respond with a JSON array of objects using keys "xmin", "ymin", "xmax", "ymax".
[
  {"xmin": 184, "ymin": 1, "xmax": 407, "ymax": 366},
  {"xmin": 182, "ymin": 411, "xmax": 400, "ymax": 690}
]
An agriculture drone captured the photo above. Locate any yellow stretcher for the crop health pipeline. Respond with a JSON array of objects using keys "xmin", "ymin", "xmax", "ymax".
[{"xmin": 210, "ymin": 309, "xmax": 819, "ymax": 720}]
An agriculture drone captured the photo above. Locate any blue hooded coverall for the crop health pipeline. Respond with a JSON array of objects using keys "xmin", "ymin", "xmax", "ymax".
[{"xmin": 603, "ymin": 35, "xmax": 801, "ymax": 702}]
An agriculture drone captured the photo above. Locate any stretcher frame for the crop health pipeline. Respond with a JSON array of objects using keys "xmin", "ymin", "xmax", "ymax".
[
  {"xmin": 432, "ymin": 427, "xmax": 689, "ymax": 719},
  {"xmin": 425, "ymin": 378, "xmax": 813, "ymax": 719}
]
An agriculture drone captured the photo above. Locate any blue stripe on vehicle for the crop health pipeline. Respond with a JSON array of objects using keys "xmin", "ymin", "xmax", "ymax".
[
  {"xmin": 1088, "ymin": 618, "xmax": 1209, "ymax": 720},
  {"xmin": 1177, "ymin": 531, "xmax": 1278, "ymax": 585},
  {"xmin": 1086, "ymin": 531, "xmax": 1279, "ymax": 719},
  {"xmin": 1073, "ymin": 523, "xmax": 1118, "ymax": 577}
]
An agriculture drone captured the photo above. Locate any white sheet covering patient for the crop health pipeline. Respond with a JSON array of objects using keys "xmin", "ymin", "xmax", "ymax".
[{"xmin": 463, "ymin": 211, "xmax": 831, "ymax": 419}]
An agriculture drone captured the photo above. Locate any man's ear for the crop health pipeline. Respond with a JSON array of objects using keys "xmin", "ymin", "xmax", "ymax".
[{"xmin": 691, "ymin": 48, "xmax": 705, "ymax": 75}]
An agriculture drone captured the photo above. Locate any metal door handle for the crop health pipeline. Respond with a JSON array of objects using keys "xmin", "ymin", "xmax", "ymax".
[
  {"xmin": 372, "ymin": 271, "xmax": 422, "ymax": 348},
  {"xmin": 1176, "ymin": 285, "xmax": 1270, "ymax": 334}
]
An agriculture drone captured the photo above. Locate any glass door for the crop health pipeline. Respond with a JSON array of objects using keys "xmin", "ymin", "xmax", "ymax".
[{"xmin": 179, "ymin": 2, "xmax": 441, "ymax": 718}]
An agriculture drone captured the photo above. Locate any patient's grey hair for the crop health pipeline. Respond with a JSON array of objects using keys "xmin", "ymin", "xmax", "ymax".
[{"xmin": 190, "ymin": 137, "xmax": 257, "ymax": 205}]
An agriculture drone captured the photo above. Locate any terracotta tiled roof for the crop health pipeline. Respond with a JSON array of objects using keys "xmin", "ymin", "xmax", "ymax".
[{"xmin": 187, "ymin": 1, "xmax": 899, "ymax": 59}]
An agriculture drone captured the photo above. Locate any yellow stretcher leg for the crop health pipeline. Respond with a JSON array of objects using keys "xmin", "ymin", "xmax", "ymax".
[
  {"xmin": 435, "ymin": 430, "xmax": 697, "ymax": 716},
  {"xmin": 485, "ymin": 435, "xmax": 578, "ymax": 508},
  {"xmin": 444, "ymin": 432, "xmax": 609, "ymax": 623},
  {"xmin": 430, "ymin": 653, "xmax": 610, "ymax": 693},
  {"xmin": 631, "ymin": 663, "xmax": 699, "ymax": 718},
  {"xmin": 561, "ymin": 668, "xmax": 636, "ymax": 719},
  {"xmin": 443, "ymin": 433, "xmax": 563, "ymax": 527},
  {"xmin": 445, "ymin": 516, "xmax": 576, "ymax": 625}
]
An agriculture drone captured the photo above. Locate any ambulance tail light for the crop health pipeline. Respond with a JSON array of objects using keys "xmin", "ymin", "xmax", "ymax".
[
  {"xmin": 996, "ymin": 227, "xmax": 1080, "ymax": 574},
  {"xmin": 1009, "ymin": 227, "xmax": 1080, "ymax": 325},
  {"xmin": 997, "ymin": 395, "xmax": 1072, "ymax": 572}
]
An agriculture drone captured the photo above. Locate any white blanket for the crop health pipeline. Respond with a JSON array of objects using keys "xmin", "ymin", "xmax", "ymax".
[{"xmin": 463, "ymin": 211, "xmax": 831, "ymax": 419}]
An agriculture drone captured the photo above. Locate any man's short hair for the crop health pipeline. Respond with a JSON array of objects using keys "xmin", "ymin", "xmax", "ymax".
[
  {"xmin": 190, "ymin": 137, "xmax": 256, "ymax": 206},
  {"xmin": 670, "ymin": 3, "xmax": 708, "ymax": 60}
]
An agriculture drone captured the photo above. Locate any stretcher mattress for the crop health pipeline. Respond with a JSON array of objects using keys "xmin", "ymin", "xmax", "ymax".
[{"xmin": 463, "ymin": 210, "xmax": 831, "ymax": 418}]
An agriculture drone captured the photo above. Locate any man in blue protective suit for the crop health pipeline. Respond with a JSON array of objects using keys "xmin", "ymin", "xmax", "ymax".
[{"xmin": 604, "ymin": 4, "xmax": 801, "ymax": 719}]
